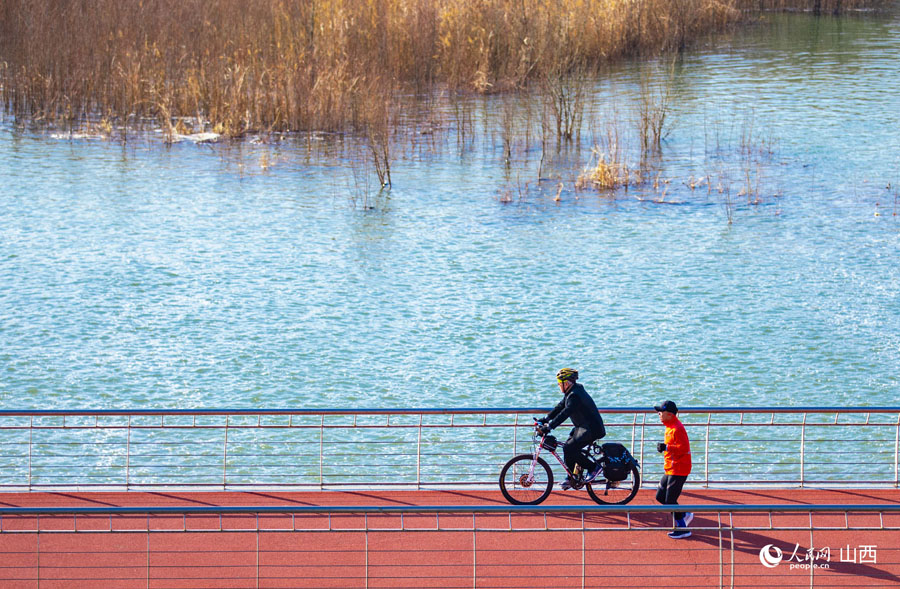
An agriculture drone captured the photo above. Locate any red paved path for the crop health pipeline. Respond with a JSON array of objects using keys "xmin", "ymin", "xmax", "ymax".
[{"xmin": 1, "ymin": 488, "xmax": 898, "ymax": 588}]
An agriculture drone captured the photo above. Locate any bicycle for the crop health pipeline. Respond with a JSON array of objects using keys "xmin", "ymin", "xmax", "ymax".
[{"xmin": 498, "ymin": 421, "xmax": 641, "ymax": 505}]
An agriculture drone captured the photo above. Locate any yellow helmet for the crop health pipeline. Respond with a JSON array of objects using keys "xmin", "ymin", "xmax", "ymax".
[{"xmin": 556, "ymin": 368, "xmax": 578, "ymax": 382}]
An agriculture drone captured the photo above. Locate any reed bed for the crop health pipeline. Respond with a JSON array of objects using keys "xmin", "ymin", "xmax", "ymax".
[
  {"xmin": 3, "ymin": 0, "xmax": 887, "ymax": 139},
  {"xmin": 1, "ymin": 0, "xmax": 746, "ymax": 137},
  {"xmin": 2, "ymin": 0, "xmax": 886, "ymax": 222}
]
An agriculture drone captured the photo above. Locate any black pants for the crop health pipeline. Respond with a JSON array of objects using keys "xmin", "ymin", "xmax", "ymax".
[
  {"xmin": 656, "ymin": 474, "xmax": 688, "ymax": 522},
  {"xmin": 563, "ymin": 427, "xmax": 598, "ymax": 476}
]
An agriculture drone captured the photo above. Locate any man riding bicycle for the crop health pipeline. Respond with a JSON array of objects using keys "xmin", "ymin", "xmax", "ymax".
[{"xmin": 537, "ymin": 368, "xmax": 607, "ymax": 490}]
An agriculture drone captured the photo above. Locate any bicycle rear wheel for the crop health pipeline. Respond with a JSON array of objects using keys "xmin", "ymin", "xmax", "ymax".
[
  {"xmin": 499, "ymin": 454, "xmax": 553, "ymax": 505},
  {"xmin": 586, "ymin": 464, "xmax": 640, "ymax": 505}
]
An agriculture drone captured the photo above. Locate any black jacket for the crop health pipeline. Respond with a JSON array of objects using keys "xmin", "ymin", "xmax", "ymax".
[{"xmin": 544, "ymin": 383, "xmax": 605, "ymax": 437}]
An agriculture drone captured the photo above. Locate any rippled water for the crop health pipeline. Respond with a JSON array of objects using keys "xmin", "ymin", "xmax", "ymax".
[{"xmin": 1, "ymin": 12, "xmax": 899, "ymax": 411}]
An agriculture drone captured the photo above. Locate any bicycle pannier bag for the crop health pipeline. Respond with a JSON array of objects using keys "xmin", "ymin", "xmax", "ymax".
[
  {"xmin": 600, "ymin": 443, "xmax": 636, "ymax": 481},
  {"xmin": 541, "ymin": 435, "xmax": 558, "ymax": 452}
]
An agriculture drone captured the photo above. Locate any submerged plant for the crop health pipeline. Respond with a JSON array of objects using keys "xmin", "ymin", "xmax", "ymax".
[
  {"xmin": 637, "ymin": 57, "xmax": 678, "ymax": 156},
  {"xmin": 576, "ymin": 147, "xmax": 640, "ymax": 191}
]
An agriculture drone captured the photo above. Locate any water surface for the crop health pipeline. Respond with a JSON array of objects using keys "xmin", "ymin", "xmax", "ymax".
[{"xmin": 1, "ymin": 12, "xmax": 899, "ymax": 411}]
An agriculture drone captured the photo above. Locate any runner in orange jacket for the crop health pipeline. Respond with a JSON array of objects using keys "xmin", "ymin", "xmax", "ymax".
[{"xmin": 654, "ymin": 400, "xmax": 693, "ymax": 539}]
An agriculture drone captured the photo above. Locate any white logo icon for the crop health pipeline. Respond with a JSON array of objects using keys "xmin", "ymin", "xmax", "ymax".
[{"xmin": 760, "ymin": 544, "xmax": 783, "ymax": 568}]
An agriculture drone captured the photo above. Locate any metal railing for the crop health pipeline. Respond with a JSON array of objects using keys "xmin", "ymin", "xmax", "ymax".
[
  {"xmin": 1, "ymin": 503, "xmax": 899, "ymax": 588},
  {"xmin": 0, "ymin": 407, "xmax": 898, "ymax": 491}
]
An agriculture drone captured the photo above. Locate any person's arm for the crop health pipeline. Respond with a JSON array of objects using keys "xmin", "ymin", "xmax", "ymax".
[
  {"xmin": 665, "ymin": 426, "xmax": 691, "ymax": 459},
  {"xmin": 547, "ymin": 396, "xmax": 573, "ymax": 430},
  {"xmin": 543, "ymin": 398, "xmax": 564, "ymax": 424}
]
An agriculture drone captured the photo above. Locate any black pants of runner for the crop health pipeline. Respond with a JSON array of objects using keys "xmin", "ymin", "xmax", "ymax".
[
  {"xmin": 563, "ymin": 427, "xmax": 597, "ymax": 476},
  {"xmin": 656, "ymin": 474, "xmax": 688, "ymax": 522}
]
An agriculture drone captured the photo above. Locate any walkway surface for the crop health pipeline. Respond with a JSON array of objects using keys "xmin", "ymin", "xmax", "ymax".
[{"xmin": 1, "ymin": 488, "xmax": 898, "ymax": 588}]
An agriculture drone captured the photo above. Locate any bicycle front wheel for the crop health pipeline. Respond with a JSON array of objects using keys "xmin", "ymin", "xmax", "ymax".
[
  {"xmin": 499, "ymin": 454, "xmax": 553, "ymax": 505},
  {"xmin": 586, "ymin": 464, "xmax": 641, "ymax": 505}
]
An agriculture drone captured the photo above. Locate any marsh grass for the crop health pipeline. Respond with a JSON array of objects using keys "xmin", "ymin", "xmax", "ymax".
[
  {"xmin": 576, "ymin": 121, "xmax": 642, "ymax": 191},
  {"xmin": 637, "ymin": 59, "xmax": 677, "ymax": 156},
  {"xmin": 577, "ymin": 149, "xmax": 631, "ymax": 190},
  {"xmin": 1, "ymin": 0, "xmax": 885, "ymax": 215},
  {"xmin": 0, "ymin": 0, "xmax": 747, "ymax": 138}
]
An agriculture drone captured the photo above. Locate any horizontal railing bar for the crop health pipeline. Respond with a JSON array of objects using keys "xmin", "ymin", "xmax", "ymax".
[
  {"xmin": 4, "ymin": 481, "xmax": 897, "ymax": 490},
  {"xmin": 2, "ymin": 503, "xmax": 900, "ymax": 516},
  {"xmin": 1, "ymin": 407, "xmax": 898, "ymax": 417},
  {"xmin": 3, "ymin": 424, "xmax": 896, "ymax": 432},
  {"xmin": 36, "ymin": 474, "xmax": 873, "ymax": 480},
  {"xmin": 16, "ymin": 451, "xmax": 799, "ymax": 459},
  {"xmin": 14, "ymin": 438, "xmax": 899, "ymax": 446}
]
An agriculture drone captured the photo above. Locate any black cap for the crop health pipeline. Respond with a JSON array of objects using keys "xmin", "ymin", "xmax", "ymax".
[{"xmin": 654, "ymin": 400, "xmax": 678, "ymax": 414}]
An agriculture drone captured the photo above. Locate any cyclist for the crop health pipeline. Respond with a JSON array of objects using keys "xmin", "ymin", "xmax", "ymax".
[{"xmin": 537, "ymin": 368, "xmax": 607, "ymax": 490}]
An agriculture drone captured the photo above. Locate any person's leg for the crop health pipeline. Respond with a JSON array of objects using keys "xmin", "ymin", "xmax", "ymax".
[
  {"xmin": 658, "ymin": 474, "xmax": 691, "ymax": 538},
  {"xmin": 663, "ymin": 475, "xmax": 688, "ymax": 522},
  {"xmin": 564, "ymin": 428, "xmax": 595, "ymax": 472},
  {"xmin": 656, "ymin": 474, "xmax": 671, "ymax": 506},
  {"xmin": 562, "ymin": 438, "xmax": 579, "ymax": 474},
  {"xmin": 657, "ymin": 475, "xmax": 688, "ymax": 520},
  {"xmin": 561, "ymin": 430, "xmax": 579, "ymax": 487}
]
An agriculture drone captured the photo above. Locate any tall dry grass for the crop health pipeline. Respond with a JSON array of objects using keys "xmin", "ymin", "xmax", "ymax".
[
  {"xmin": 1, "ymin": 0, "xmax": 745, "ymax": 137},
  {"xmin": 1, "ymin": 0, "xmax": 888, "ymax": 140}
]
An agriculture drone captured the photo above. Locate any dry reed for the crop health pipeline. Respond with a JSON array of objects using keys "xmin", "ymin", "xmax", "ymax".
[
  {"xmin": 1, "ymin": 0, "xmax": 748, "ymax": 137},
  {"xmin": 576, "ymin": 121, "xmax": 641, "ymax": 192}
]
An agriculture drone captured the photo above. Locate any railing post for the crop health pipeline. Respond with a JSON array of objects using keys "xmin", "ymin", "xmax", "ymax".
[
  {"xmin": 126, "ymin": 416, "xmax": 132, "ymax": 490},
  {"xmin": 28, "ymin": 416, "xmax": 33, "ymax": 492},
  {"xmin": 319, "ymin": 415, "xmax": 325, "ymax": 489},
  {"xmin": 729, "ymin": 523, "xmax": 735, "ymax": 588},
  {"xmin": 630, "ymin": 414, "xmax": 637, "ymax": 453},
  {"xmin": 581, "ymin": 526, "xmax": 586, "ymax": 589},
  {"xmin": 639, "ymin": 413, "xmax": 646, "ymax": 475},
  {"xmin": 808, "ymin": 525, "xmax": 815, "ymax": 588},
  {"xmin": 222, "ymin": 416, "xmax": 229, "ymax": 490},
  {"xmin": 416, "ymin": 414, "xmax": 423, "ymax": 490},
  {"xmin": 513, "ymin": 413, "xmax": 519, "ymax": 456},
  {"xmin": 472, "ymin": 529, "xmax": 477, "ymax": 589},
  {"xmin": 799, "ymin": 413, "xmax": 807, "ymax": 488},
  {"xmin": 894, "ymin": 413, "xmax": 899, "ymax": 488},
  {"xmin": 705, "ymin": 413, "xmax": 711, "ymax": 489},
  {"xmin": 718, "ymin": 517, "xmax": 723, "ymax": 589}
]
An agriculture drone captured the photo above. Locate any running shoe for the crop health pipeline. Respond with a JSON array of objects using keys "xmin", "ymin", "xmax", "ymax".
[
  {"xmin": 668, "ymin": 529, "xmax": 692, "ymax": 539},
  {"xmin": 584, "ymin": 464, "xmax": 603, "ymax": 483}
]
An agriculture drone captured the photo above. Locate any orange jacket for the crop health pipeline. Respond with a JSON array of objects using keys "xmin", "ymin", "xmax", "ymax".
[{"xmin": 664, "ymin": 418, "xmax": 692, "ymax": 476}]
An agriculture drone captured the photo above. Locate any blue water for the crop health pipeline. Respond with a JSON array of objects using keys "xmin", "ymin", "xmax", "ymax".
[{"xmin": 1, "ymin": 12, "xmax": 899, "ymax": 411}]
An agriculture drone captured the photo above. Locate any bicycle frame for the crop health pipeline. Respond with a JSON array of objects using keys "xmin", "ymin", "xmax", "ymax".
[{"xmin": 531, "ymin": 432, "xmax": 592, "ymax": 482}]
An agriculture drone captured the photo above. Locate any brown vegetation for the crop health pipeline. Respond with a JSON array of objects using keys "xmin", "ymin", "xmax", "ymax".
[
  {"xmin": 1, "ymin": 0, "xmax": 747, "ymax": 137},
  {"xmin": 1, "ymin": 0, "xmax": 888, "ymax": 139},
  {"xmin": 1, "ymin": 0, "xmax": 886, "ymax": 213}
]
